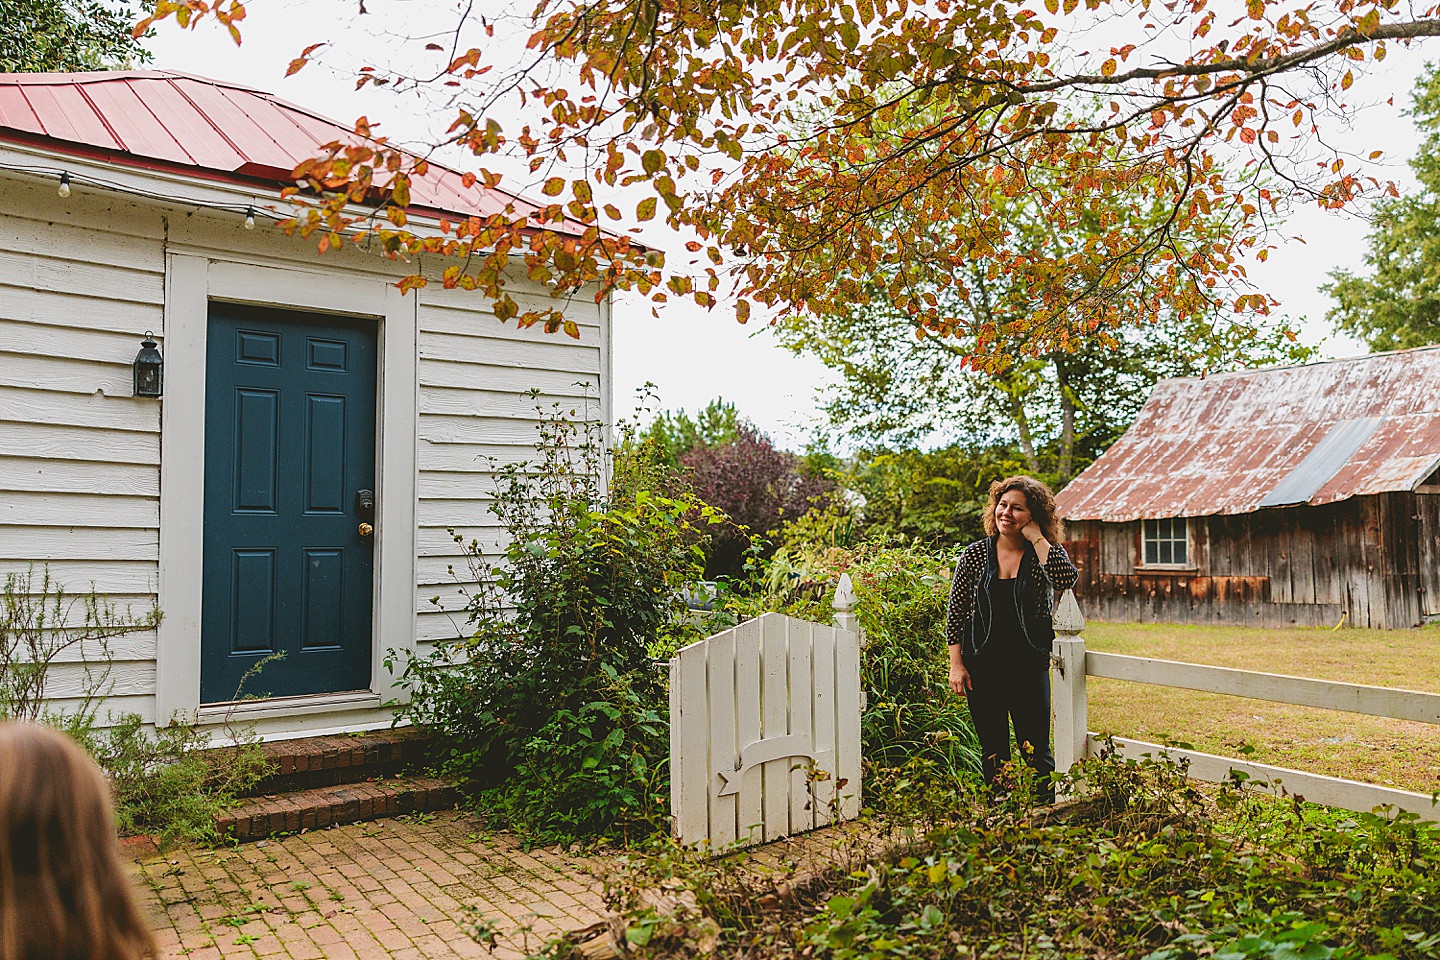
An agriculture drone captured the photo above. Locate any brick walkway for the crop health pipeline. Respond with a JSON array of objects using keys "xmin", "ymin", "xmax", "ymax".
[{"xmin": 129, "ymin": 812, "xmax": 612, "ymax": 960}]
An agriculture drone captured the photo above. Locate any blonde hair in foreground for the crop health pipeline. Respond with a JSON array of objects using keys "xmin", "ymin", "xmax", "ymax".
[
  {"xmin": 0, "ymin": 722, "xmax": 155, "ymax": 960},
  {"xmin": 982, "ymin": 475, "xmax": 1066, "ymax": 544}
]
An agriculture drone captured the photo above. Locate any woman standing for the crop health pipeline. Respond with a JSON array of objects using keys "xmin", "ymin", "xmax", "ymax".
[{"xmin": 945, "ymin": 476, "xmax": 1078, "ymax": 800}]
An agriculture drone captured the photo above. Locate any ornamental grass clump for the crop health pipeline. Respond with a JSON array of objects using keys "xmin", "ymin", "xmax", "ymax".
[{"xmin": 396, "ymin": 400, "xmax": 722, "ymax": 843}]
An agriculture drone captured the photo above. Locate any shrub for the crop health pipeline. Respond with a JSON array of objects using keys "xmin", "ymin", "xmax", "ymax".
[
  {"xmin": 599, "ymin": 750, "xmax": 1440, "ymax": 960},
  {"xmin": 843, "ymin": 444, "xmax": 1037, "ymax": 550},
  {"xmin": 0, "ymin": 566, "xmax": 268, "ymax": 846},
  {"xmin": 734, "ymin": 541, "xmax": 982, "ymax": 791},
  {"xmin": 683, "ymin": 423, "xmax": 836, "ymax": 579},
  {"xmin": 397, "ymin": 401, "xmax": 720, "ymax": 842}
]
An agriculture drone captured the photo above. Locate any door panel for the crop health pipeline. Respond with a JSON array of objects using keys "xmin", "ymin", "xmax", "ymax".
[{"xmin": 201, "ymin": 304, "xmax": 378, "ymax": 704}]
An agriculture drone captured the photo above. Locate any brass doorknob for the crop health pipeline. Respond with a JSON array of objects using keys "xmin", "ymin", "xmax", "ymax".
[{"xmin": 358, "ymin": 522, "xmax": 374, "ymax": 537}]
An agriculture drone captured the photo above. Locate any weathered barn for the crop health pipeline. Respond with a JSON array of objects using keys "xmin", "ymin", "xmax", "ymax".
[
  {"xmin": 1055, "ymin": 347, "xmax": 1440, "ymax": 629},
  {"xmin": 0, "ymin": 71, "xmax": 615, "ymax": 737}
]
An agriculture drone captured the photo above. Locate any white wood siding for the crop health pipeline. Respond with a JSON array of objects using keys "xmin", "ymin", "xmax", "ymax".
[
  {"xmin": 0, "ymin": 181, "xmax": 167, "ymax": 723},
  {"xmin": 413, "ymin": 286, "xmax": 607, "ymax": 646},
  {"xmin": 0, "ymin": 167, "xmax": 613, "ymax": 731}
]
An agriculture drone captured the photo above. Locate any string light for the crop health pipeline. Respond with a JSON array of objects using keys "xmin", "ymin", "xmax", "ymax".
[
  {"xmin": 0, "ymin": 161, "xmax": 280, "ymax": 229},
  {"xmin": 244, "ymin": 206, "xmax": 256, "ymax": 230}
]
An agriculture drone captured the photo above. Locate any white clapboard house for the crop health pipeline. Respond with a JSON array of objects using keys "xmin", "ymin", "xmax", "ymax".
[{"xmin": 0, "ymin": 71, "xmax": 613, "ymax": 738}]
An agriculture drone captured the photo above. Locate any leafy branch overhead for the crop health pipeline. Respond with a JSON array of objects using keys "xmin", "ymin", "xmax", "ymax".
[{"xmin": 138, "ymin": 0, "xmax": 1424, "ymax": 356}]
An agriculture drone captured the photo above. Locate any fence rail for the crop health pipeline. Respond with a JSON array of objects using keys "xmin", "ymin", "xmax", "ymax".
[
  {"xmin": 1051, "ymin": 590, "xmax": 1440, "ymax": 821},
  {"xmin": 1086, "ymin": 652, "xmax": 1440, "ymax": 726}
]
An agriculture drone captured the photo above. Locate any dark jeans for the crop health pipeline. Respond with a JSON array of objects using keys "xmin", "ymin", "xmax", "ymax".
[{"xmin": 965, "ymin": 660, "xmax": 1055, "ymax": 801}]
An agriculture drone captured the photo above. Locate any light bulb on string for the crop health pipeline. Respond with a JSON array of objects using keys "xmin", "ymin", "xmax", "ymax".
[
  {"xmin": 57, "ymin": 173, "xmax": 70, "ymax": 198},
  {"xmin": 243, "ymin": 206, "xmax": 256, "ymax": 230}
]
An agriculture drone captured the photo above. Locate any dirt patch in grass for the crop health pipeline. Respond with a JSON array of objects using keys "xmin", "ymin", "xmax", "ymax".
[{"xmin": 1082, "ymin": 621, "xmax": 1440, "ymax": 797}]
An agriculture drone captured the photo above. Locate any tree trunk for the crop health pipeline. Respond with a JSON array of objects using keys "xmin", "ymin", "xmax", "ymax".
[
  {"xmin": 1002, "ymin": 375, "xmax": 1040, "ymax": 473},
  {"xmin": 1054, "ymin": 356, "xmax": 1076, "ymax": 480}
]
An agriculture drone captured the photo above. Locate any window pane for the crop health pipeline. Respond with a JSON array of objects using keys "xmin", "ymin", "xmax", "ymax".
[
  {"xmin": 1159, "ymin": 540, "xmax": 1173, "ymax": 564},
  {"xmin": 1158, "ymin": 517, "xmax": 1172, "ymax": 539},
  {"xmin": 1145, "ymin": 540, "xmax": 1157, "ymax": 564},
  {"xmin": 1175, "ymin": 539, "xmax": 1188, "ymax": 565},
  {"xmin": 1144, "ymin": 519, "xmax": 1157, "ymax": 539}
]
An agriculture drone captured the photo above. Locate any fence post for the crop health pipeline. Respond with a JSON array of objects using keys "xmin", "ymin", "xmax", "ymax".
[
  {"xmin": 833, "ymin": 572, "xmax": 862, "ymax": 642},
  {"xmin": 1051, "ymin": 588, "xmax": 1088, "ymax": 779}
]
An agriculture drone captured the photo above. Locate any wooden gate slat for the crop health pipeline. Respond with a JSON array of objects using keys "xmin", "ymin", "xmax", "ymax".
[
  {"xmin": 706, "ymin": 625, "xmax": 739, "ymax": 849},
  {"xmin": 733, "ymin": 617, "xmax": 764, "ymax": 845},
  {"xmin": 674, "ymin": 640, "xmax": 710, "ymax": 845},
  {"xmin": 810, "ymin": 623, "xmax": 837, "ymax": 827},
  {"xmin": 787, "ymin": 617, "xmax": 815, "ymax": 834},
  {"xmin": 835, "ymin": 623, "xmax": 862, "ymax": 820},
  {"xmin": 760, "ymin": 613, "xmax": 791, "ymax": 842}
]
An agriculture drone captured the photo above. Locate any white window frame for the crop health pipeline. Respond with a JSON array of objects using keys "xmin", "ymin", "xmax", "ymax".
[
  {"xmin": 154, "ymin": 255, "xmax": 418, "ymax": 727},
  {"xmin": 1139, "ymin": 517, "xmax": 1192, "ymax": 570}
]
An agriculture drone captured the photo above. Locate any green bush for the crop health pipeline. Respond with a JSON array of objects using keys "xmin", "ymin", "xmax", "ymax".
[
  {"xmin": 84, "ymin": 715, "xmax": 269, "ymax": 848},
  {"xmin": 734, "ymin": 541, "xmax": 982, "ymax": 791},
  {"xmin": 396, "ymin": 401, "xmax": 720, "ymax": 843},
  {"xmin": 599, "ymin": 750, "xmax": 1440, "ymax": 960},
  {"xmin": 1, "ymin": 566, "xmax": 269, "ymax": 847}
]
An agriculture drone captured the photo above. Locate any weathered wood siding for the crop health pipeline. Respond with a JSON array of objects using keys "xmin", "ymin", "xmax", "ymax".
[
  {"xmin": 0, "ymin": 181, "xmax": 167, "ymax": 721},
  {"xmin": 413, "ymin": 286, "xmax": 607, "ymax": 648},
  {"xmin": 1418, "ymin": 493, "xmax": 1440, "ymax": 619},
  {"xmin": 1066, "ymin": 494, "xmax": 1427, "ymax": 628}
]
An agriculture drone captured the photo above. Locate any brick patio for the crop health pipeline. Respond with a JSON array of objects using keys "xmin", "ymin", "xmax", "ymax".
[{"xmin": 129, "ymin": 812, "xmax": 612, "ymax": 960}]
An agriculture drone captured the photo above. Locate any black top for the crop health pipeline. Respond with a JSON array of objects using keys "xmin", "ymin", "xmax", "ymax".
[
  {"xmin": 969, "ymin": 576, "xmax": 1048, "ymax": 672},
  {"xmin": 944, "ymin": 537, "xmax": 1079, "ymax": 661}
]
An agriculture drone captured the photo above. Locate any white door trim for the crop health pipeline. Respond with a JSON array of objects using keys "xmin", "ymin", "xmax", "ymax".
[{"xmin": 154, "ymin": 255, "xmax": 418, "ymax": 724}]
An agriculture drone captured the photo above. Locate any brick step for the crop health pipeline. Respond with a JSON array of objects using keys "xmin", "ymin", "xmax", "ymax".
[
  {"xmin": 215, "ymin": 775, "xmax": 458, "ymax": 841},
  {"xmin": 230, "ymin": 728, "xmax": 435, "ymax": 797}
]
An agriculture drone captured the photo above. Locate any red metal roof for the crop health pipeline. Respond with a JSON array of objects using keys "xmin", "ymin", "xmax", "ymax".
[
  {"xmin": 0, "ymin": 70, "xmax": 544, "ymax": 226},
  {"xmin": 1056, "ymin": 346, "xmax": 1440, "ymax": 522}
]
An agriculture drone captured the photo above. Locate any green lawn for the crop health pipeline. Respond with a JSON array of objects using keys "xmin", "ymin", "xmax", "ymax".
[{"xmin": 1080, "ymin": 621, "xmax": 1440, "ymax": 797}]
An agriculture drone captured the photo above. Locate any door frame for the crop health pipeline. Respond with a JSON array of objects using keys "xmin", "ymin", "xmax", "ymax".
[{"xmin": 155, "ymin": 255, "xmax": 418, "ymax": 725}]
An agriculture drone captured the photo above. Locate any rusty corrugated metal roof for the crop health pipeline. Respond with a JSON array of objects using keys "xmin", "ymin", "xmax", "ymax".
[
  {"xmin": 0, "ymin": 70, "xmax": 573, "ymax": 232},
  {"xmin": 1056, "ymin": 346, "xmax": 1440, "ymax": 521}
]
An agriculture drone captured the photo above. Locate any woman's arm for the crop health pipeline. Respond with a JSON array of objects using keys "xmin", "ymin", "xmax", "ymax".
[
  {"xmin": 1020, "ymin": 523, "xmax": 1078, "ymax": 590},
  {"xmin": 944, "ymin": 544, "xmax": 982, "ymax": 693}
]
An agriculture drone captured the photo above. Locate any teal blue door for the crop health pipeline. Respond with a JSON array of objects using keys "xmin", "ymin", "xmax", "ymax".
[{"xmin": 201, "ymin": 304, "xmax": 378, "ymax": 703}]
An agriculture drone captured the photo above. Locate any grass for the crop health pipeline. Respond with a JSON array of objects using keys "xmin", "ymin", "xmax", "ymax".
[{"xmin": 1081, "ymin": 620, "xmax": 1440, "ymax": 797}]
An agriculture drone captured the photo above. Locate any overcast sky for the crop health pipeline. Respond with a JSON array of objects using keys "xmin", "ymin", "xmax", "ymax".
[{"xmin": 145, "ymin": 1, "xmax": 1434, "ymax": 447}]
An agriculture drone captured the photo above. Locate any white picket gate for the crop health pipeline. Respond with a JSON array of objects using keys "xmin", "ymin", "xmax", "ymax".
[{"xmin": 670, "ymin": 609, "xmax": 862, "ymax": 850}]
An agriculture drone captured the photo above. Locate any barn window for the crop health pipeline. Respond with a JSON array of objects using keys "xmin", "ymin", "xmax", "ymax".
[{"xmin": 1142, "ymin": 518, "xmax": 1189, "ymax": 567}]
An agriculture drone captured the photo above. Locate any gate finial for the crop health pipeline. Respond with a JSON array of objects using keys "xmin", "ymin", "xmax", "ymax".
[
  {"xmin": 1053, "ymin": 588, "xmax": 1086, "ymax": 636},
  {"xmin": 833, "ymin": 572, "xmax": 856, "ymax": 613}
]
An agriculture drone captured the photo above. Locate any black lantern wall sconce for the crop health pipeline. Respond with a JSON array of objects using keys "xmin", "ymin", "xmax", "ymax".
[{"xmin": 133, "ymin": 332, "xmax": 163, "ymax": 398}]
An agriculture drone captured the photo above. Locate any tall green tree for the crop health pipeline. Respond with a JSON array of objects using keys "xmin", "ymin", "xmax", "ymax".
[
  {"xmin": 633, "ymin": 398, "xmax": 741, "ymax": 470},
  {"xmin": 0, "ymin": 0, "xmax": 151, "ymax": 73},
  {"xmin": 1324, "ymin": 64, "xmax": 1440, "ymax": 351},
  {"xmin": 777, "ymin": 170, "xmax": 1312, "ymax": 482}
]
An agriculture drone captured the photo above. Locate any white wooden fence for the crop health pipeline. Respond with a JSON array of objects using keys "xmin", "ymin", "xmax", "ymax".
[
  {"xmin": 1050, "ymin": 590, "xmax": 1440, "ymax": 819},
  {"xmin": 670, "ymin": 582, "xmax": 863, "ymax": 850}
]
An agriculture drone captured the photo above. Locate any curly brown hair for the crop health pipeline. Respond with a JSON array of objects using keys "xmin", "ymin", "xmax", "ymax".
[{"xmin": 982, "ymin": 475, "xmax": 1065, "ymax": 544}]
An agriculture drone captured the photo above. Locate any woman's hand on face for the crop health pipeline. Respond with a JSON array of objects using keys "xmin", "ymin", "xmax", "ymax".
[
  {"xmin": 1020, "ymin": 521, "xmax": 1046, "ymax": 544},
  {"xmin": 949, "ymin": 663, "xmax": 972, "ymax": 695}
]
